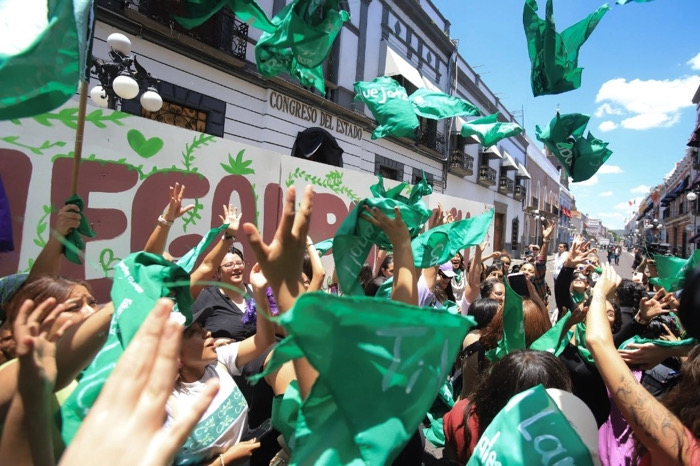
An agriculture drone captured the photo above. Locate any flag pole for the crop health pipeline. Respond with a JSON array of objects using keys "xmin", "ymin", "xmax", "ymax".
[{"xmin": 70, "ymin": 81, "xmax": 89, "ymax": 196}]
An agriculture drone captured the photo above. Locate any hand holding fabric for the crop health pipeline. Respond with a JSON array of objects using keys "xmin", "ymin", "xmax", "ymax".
[
  {"xmin": 55, "ymin": 204, "xmax": 81, "ymax": 237},
  {"xmin": 593, "ymin": 262, "xmax": 621, "ymax": 299},
  {"xmin": 62, "ymin": 194, "xmax": 97, "ymax": 264}
]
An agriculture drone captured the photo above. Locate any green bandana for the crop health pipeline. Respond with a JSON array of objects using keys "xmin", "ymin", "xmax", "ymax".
[
  {"xmin": 408, "ymin": 88, "xmax": 481, "ymax": 120},
  {"xmin": 459, "ymin": 112, "xmax": 524, "ymax": 148},
  {"xmin": 0, "ymin": 0, "xmax": 92, "ymax": 120},
  {"xmin": 649, "ymin": 251, "xmax": 700, "ymax": 292},
  {"xmin": 485, "ymin": 279, "xmax": 526, "ymax": 362},
  {"xmin": 255, "ymin": 0, "xmax": 349, "ymax": 94},
  {"xmin": 354, "ymin": 77, "xmax": 420, "ymax": 140},
  {"xmin": 255, "ymin": 292, "xmax": 475, "ymax": 465},
  {"xmin": 574, "ymin": 323, "xmax": 595, "ymax": 365},
  {"xmin": 467, "ymin": 385, "xmax": 594, "ymax": 465},
  {"xmin": 410, "ymin": 210, "xmax": 494, "ymax": 268},
  {"xmin": 63, "ymin": 194, "xmax": 97, "ymax": 264},
  {"xmin": 312, "ymin": 238, "xmax": 333, "ymax": 256},
  {"xmin": 530, "ymin": 311, "xmax": 573, "ymax": 356},
  {"xmin": 618, "ymin": 334, "xmax": 697, "ymax": 351},
  {"xmin": 60, "ymin": 227, "xmax": 224, "ymax": 443},
  {"xmin": 536, "ymin": 112, "xmax": 613, "ymax": 183},
  {"xmin": 523, "ymin": 0, "xmax": 609, "ymax": 96},
  {"xmin": 332, "ymin": 176, "xmax": 432, "ymax": 296},
  {"xmin": 173, "ymin": 0, "xmax": 277, "ymax": 33}
]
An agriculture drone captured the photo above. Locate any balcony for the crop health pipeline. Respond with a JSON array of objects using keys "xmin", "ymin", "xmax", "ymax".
[
  {"xmin": 100, "ymin": 0, "xmax": 249, "ymax": 61},
  {"xmin": 448, "ymin": 150, "xmax": 474, "ymax": 177},
  {"xmin": 498, "ymin": 176, "xmax": 514, "ymax": 194},
  {"xmin": 477, "ymin": 166, "xmax": 497, "ymax": 187},
  {"xmin": 416, "ymin": 125, "xmax": 446, "ymax": 153},
  {"xmin": 514, "ymin": 184, "xmax": 527, "ymax": 201}
]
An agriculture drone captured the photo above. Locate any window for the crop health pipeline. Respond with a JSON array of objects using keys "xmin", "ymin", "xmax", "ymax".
[
  {"xmin": 122, "ymin": 81, "xmax": 226, "ymax": 137},
  {"xmin": 412, "ymin": 168, "xmax": 434, "ymax": 187},
  {"xmin": 374, "ymin": 154, "xmax": 404, "ymax": 181}
]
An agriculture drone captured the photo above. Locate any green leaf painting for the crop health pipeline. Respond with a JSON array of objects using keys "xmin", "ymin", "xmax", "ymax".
[
  {"xmin": 220, "ymin": 149, "xmax": 255, "ymax": 175},
  {"xmin": 285, "ymin": 168, "xmax": 359, "ymax": 202}
]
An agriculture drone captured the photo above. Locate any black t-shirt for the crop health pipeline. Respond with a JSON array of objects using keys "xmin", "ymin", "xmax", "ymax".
[{"xmin": 192, "ymin": 286, "xmax": 256, "ymax": 341}]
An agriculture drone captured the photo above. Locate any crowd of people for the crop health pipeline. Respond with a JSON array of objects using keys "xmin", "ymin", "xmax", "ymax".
[{"xmin": 0, "ymin": 182, "xmax": 698, "ymax": 466}]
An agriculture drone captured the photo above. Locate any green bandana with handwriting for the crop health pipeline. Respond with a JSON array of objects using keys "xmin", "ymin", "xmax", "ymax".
[
  {"xmin": 408, "ymin": 88, "xmax": 481, "ymax": 120},
  {"xmin": 254, "ymin": 292, "xmax": 474, "ymax": 465},
  {"xmin": 467, "ymin": 385, "xmax": 594, "ymax": 466},
  {"xmin": 536, "ymin": 112, "xmax": 613, "ymax": 182},
  {"xmin": 354, "ymin": 76, "xmax": 420, "ymax": 140},
  {"xmin": 333, "ymin": 176, "xmax": 432, "ymax": 296},
  {"xmin": 459, "ymin": 112, "xmax": 524, "ymax": 148},
  {"xmin": 523, "ymin": 0, "xmax": 608, "ymax": 96},
  {"xmin": 63, "ymin": 194, "xmax": 97, "ymax": 264}
]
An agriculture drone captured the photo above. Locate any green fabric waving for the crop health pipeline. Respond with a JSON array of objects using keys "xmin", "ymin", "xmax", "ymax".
[
  {"xmin": 333, "ymin": 176, "xmax": 432, "ymax": 296},
  {"xmin": 256, "ymin": 292, "xmax": 475, "ymax": 465},
  {"xmin": 60, "ymin": 252, "xmax": 194, "ymax": 444},
  {"xmin": 312, "ymin": 238, "xmax": 333, "ymax": 256},
  {"xmin": 523, "ymin": 0, "xmax": 609, "ymax": 97},
  {"xmin": 530, "ymin": 310, "xmax": 573, "ymax": 356},
  {"xmin": 618, "ymin": 334, "xmax": 696, "ymax": 351},
  {"xmin": 485, "ymin": 279, "xmax": 526, "ymax": 362},
  {"xmin": 649, "ymin": 251, "xmax": 700, "ymax": 292},
  {"xmin": 408, "ymin": 88, "xmax": 481, "ymax": 120},
  {"xmin": 0, "ymin": 0, "xmax": 93, "ymax": 120},
  {"xmin": 411, "ymin": 209, "xmax": 494, "ymax": 268},
  {"xmin": 354, "ymin": 77, "xmax": 420, "ymax": 140},
  {"xmin": 63, "ymin": 194, "xmax": 97, "ymax": 264},
  {"xmin": 173, "ymin": 0, "xmax": 277, "ymax": 33},
  {"xmin": 459, "ymin": 112, "xmax": 523, "ymax": 148},
  {"xmin": 255, "ymin": 0, "xmax": 349, "ymax": 94},
  {"xmin": 536, "ymin": 112, "xmax": 613, "ymax": 182},
  {"xmin": 467, "ymin": 385, "xmax": 594, "ymax": 465}
]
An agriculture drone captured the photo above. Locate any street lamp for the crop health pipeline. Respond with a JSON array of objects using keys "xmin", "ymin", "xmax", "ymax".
[{"xmin": 89, "ymin": 33, "xmax": 163, "ymax": 111}]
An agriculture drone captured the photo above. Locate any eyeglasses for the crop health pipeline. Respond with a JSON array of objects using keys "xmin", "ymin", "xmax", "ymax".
[{"xmin": 221, "ymin": 261, "xmax": 245, "ymax": 269}]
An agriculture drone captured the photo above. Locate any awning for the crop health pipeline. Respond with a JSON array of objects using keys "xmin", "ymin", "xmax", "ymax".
[
  {"xmin": 481, "ymin": 145, "xmax": 502, "ymax": 159},
  {"xmin": 385, "ymin": 46, "xmax": 424, "ymax": 90},
  {"xmin": 661, "ymin": 177, "xmax": 690, "ymax": 205},
  {"xmin": 516, "ymin": 162, "xmax": 531, "ymax": 179},
  {"xmin": 688, "ymin": 122, "xmax": 700, "ymax": 148},
  {"xmin": 455, "ymin": 118, "xmax": 482, "ymax": 144},
  {"xmin": 501, "ymin": 149, "xmax": 518, "ymax": 170},
  {"xmin": 422, "ymin": 76, "xmax": 441, "ymax": 93}
]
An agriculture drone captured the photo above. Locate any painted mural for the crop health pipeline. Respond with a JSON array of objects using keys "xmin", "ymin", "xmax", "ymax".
[{"xmin": 0, "ymin": 103, "xmax": 493, "ymax": 301}]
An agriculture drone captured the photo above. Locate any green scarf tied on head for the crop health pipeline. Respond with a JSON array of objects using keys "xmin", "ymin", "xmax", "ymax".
[
  {"xmin": 523, "ymin": 0, "xmax": 609, "ymax": 97},
  {"xmin": 333, "ymin": 175, "xmax": 432, "ymax": 296},
  {"xmin": 536, "ymin": 112, "xmax": 613, "ymax": 183},
  {"xmin": 459, "ymin": 112, "xmax": 524, "ymax": 148},
  {"xmin": 63, "ymin": 194, "xmax": 97, "ymax": 264},
  {"xmin": 254, "ymin": 292, "xmax": 475, "ymax": 465}
]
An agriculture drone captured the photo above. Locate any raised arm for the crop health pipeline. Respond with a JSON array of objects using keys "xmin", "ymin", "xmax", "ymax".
[
  {"xmin": 305, "ymin": 236, "xmax": 326, "ymax": 292},
  {"xmin": 463, "ymin": 244, "xmax": 484, "ymax": 308},
  {"xmin": 362, "ymin": 206, "xmax": 416, "ymax": 306},
  {"xmin": 143, "ymin": 183, "xmax": 194, "ymax": 256},
  {"xmin": 189, "ymin": 205, "xmax": 241, "ymax": 300},
  {"xmin": 27, "ymin": 205, "xmax": 81, "ymax": 282},
  {"xmin": 243, "ymin": 186, "xmax": 317, "ymax": 398},
  {"xmin": 236, "ymin": 263, "xmax": 276, "ymax": 368},
  {"xmin": 586, "ymin": 264, "xmax": 692, "ymax": 465}
]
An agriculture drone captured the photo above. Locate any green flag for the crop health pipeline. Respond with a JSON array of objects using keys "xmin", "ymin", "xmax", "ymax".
[
  {"xmin": 0, "ymin": 0, "xmax": 93, "ymax": 120},
  {"xmin": 255, "ymin": 0, "xmax": 349, "ymax": 94},
  {"xmin": 62, "ymin": 194, "xmax": 97, "ymax": 264},
  {"xmin": 459, "ymin": 112, "xmax": 523, "ymax": 148},
  {"xmin": 485, "ymin": 279, "xmax": 526, "ymax": 362},
  {"xmin": 467, "ymin": 385, "xmax": 594, "ymax": 466},
  {"xmin": 530, "ymin": 310, "xmax": 573, "ymax": 356},
  {"xmin": 649, "ymin": 250, "xmax": 700, "ymax": 292},
  {"xmin": 333, "ymin": 175, "xmax": 432, "ymax": 296},
  {"xmin": 408, "ymin": 88, "xmax": 481, "ymax": 120},
  {"xmin": 258, "ymin": 292, "xmax": 475, "ymax": 465},
  {"xmin": 173, "ymin": 0, "xmax": 277, "ymax": 33},
  {"xmin": 618, "ymin": 334, "xmax": 696, "ymax": 350},
  {"xmin": 410, "ymin": 209, "xmax": 494, "ymax": 268},
  {"xmin": 536, "ymin": 112, "xmax": 613, "ymax": 182},
  {"xmin": 523, "ymin": 0, "xmax": 609, "ymax": 97},
  {"xmin": 60, "ymin": 252, "xmax": 194, "ymax": 444},
  {"xmin": 354, "ymin": 77, "xmax": 420, "ymax": 140}
]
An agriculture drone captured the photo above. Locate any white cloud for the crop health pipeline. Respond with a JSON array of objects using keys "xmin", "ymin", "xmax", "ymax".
[
  {"xmin": 599, "ymin": 212, "xmax": 625, "ymax": 219},
  {"xmin": 630, "ymin": 184, "xmax": 650, "ymax": 194},
  {"xmin": 595, "ymin": 76, "xmax": 700, "ymax": 130},
  {"xmin": 598, "ymin": 120, "xmax": 618, "ymax": 132},
  {"xmin": 597, "ymin": 165, "xmax": 623, "ymax": 175},
  {"xmin": 614, "ymin": 201, "xmax": 634, "ymax": 211},
  {"xmin": 576, "ymin": 175, "xmax": 599, "ymax": 187},
  {"xmin": 688, "ymin": 52, "xmax": 700, "ymax": 70},
  {"xmin": 600, "ymin": 191, "xmax": 613, "ymax": 197}
]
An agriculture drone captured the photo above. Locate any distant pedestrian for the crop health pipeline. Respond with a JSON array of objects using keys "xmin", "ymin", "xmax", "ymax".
[{"xmin": 614, "ymin": 246, "xmax": 621, "ymax": 265}]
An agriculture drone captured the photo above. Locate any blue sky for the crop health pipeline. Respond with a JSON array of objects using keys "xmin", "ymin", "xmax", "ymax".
[{"xmin": 432, "ymin": 0, "xmax": 700, "ymax": 230}]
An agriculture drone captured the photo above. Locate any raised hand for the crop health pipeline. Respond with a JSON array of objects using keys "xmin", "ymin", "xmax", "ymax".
[
  {"xmin": 242, "ymin": 186, "xmax": 313, "ymax": 313},
  {"xmin": 564, "ymin": 235, "xmax": 591, "ymax": 268},
  {"xmin": 639, "ymin": 289, "xmax": 671, "ymax": 322},
  {"xmin": 219, "ymin": 204, "xmax": 242, "ymax": 237},
  {"xmin": 248, "ymin": 263, "xmax": 268, "ymax": 293},
  {"xmin": 162, "ymin": 183, "xmax": 195, "ymax": 222},
  {"xmin": 542, "ymin": 219, "xmax": 555, "ymax": 240},
  {"xmin": 593, "ymin": 263, "xmax": 621, "ymax": 299},
  {"xmin": 362, "ymin": 205, "xmax": 410, "ymax": 245},
  {"xmin": 431, "ymin": 202, "xmax": 445, "ymax": 228}
]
